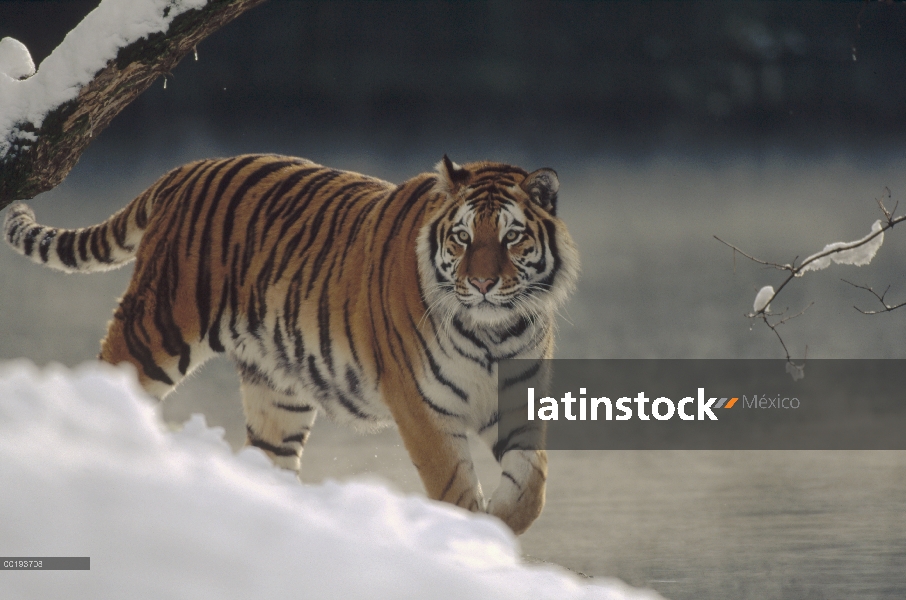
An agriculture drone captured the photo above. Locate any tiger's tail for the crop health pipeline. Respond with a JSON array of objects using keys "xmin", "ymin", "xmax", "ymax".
[{"xmin": 3, "ymin": 190, "xmax": 157, "ymax": 274}]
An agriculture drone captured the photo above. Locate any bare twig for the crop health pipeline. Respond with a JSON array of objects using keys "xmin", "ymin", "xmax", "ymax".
[
  {"xmin": 842, "ymin": 279, "xmax": 906, "ymax": 314},
  {"xmin": 749, "ymin": 303, "xmax": 814, "ymax": 364}
]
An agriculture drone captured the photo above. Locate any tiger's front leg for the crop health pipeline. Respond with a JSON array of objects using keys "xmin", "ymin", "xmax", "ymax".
[
  {"xmin": 481, "ymin": 420, "xmax": 547, "ymax": 535},
  {"xmin": 486, "ymin": 448, "xmax": 547, "ymax": 535},
  {"xmin": 385, "ymin": 381, "xmax": 485, "ymax": 513}
]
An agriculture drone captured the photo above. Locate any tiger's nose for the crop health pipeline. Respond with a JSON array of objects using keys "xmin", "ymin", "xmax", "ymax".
[{"xmin": 469, "ymin": 277, "xmax": 498, "ymax": 295}]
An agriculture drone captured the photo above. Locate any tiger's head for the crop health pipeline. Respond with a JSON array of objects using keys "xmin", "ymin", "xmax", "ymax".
[{"xmin": 418, "ymin": 156, "xmax": 579, "ymax": 329}]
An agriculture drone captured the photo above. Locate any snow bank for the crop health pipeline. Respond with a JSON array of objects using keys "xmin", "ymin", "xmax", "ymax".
[
  {"xmin": 0, "ymin": 360, "xmax": 660, "ymax": 600},
  {"xmin": 0, "ymin": 0, "xmax": 207, "ymax": 157}
]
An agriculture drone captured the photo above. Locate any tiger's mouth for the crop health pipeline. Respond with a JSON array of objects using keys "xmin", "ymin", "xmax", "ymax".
[{"xmin": 452, "ymin": 284, "xmax": 533, "ymax": 325}]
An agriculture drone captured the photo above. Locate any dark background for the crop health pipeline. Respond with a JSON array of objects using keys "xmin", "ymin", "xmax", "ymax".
[{"xmin": 3, "ymin": 0, "xmax": 906, "ymax": 156}]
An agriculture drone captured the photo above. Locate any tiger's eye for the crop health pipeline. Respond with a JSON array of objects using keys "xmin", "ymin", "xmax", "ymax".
[
  {"xmin": 456, "ymin": 230, "xmax": 470, "ymax": 243},
  {"xmin": 504, "ymin": 230, "xmax": 520, "ymax": 243}
]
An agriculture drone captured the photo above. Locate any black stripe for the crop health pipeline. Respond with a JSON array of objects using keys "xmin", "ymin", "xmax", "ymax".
[
  {"xmin": 336, "ymin": 390, "xmax": 373, "ymax": 421},
  {"xmin": 501, "ymin": 361, "xmax": 540, "ymax": 391},
  {"xmin": 491, "ymin": 315, "xmax": 530, "ymax": 345},
  {"xmin": 450, "ymin": 337, "xmax": 491, "ymax": 372},
  {"xmin": 227, "ymin": 264, "xmax": 241, "ymax": 342},
  {"xmin": 451, "ymin": 316, "xmax": 492, "ymax": 365},
  {"xmin": 343, "ymin": 193, "xmax": 384, "ymax": 263},
  {"xmin": 304, "ymin": 182, "xmax": 369, "ymax": 296},
  {"xmin": 56, "ymin": 230, "xmax": 77, "ymax": 268},
  {"xmin": 258, "ymin": 166, "xmax": 322, "ymax": 235},
  {"xmin": 282, "ymin": 432, "xmax": 310, "ymax": 445},
  {"xmin": 246, "ymin": 426, "xmax": 297, "ymax": 457},
  {"xmin": 345, "ymin": 366, "xmax": 362, "ymax": 397},
  {"xmin": 239, "ymin": 170, "xmax": 313, "ymax": 283},
  {"xmin": 283, "ymin": 279, "xmax": 305, "ymax": 363},
  {"xmin": 135, "ymin": 201, "xmax": 149, "ymax": 228},
  {"xmin": 272, "ymin": 320, "xmax": 291, "ymax": 370},
  {"xmin": 89, "ymin": 227, "xmax": 110, "ymax": 263},
  {"xmin": 478, "ymin": 411, "xmax": 499, "ymax": 434},
  {"xmin": 416, "ymin": 380, "xmax": 460, "ymax": 418},
  {"xmin": 409, "ymin": 315, "xmax": 468, "ymax": 402},
  {"xmin": 439, "ymin": 461, "xmax": 462, "ymax": 501},
  {"xmin": 38, "ymin": 230, "xmax": 56, "ymax": 262},
  {"xmin": 534, "ymin": 219, "xmax": 560, "ymax": 289},
  {"xmin": 152, "ymin": 255, "xmax": 191, "ymax": 373},
  {"xmin": 111, "ymin": 212, "xmax": 129, "ymax": 249},
  {"xmin": 269, "ymin": 170, "xmax": 339, "ymax": 237},
  {"xmin": 5, "ymin": 218, "xmax": 21, "ymax": 242},
  {"xmin": 247, "ymin": 288, "xmax": 261, "ymax": 337},
  {"xmin": 428, "ymin": 216, "xmax": 443, "ymax": 282},
  {"xmin": 272, "ymin": 223, "xmax": 308, "ymax": 283},
  {"xmin": 115, "ymin": 298, "xmax": 175, "ymax": 386},
  {"xmin": 286, "ymin": 198, "xmax": 337, "ymax": 295},
  {"xmin": 196, "ymin": 157, "xmax": 259, "ymax": 333},
  {"xmin": 342, "ymin": 300, "xmax": 362, "ymax": 369},
  {"xmin": 185, "ymin": 159, "xmax": 230, "ymax": 254},
  {"xmin": 273, "ymin": 402, "xmax": 314, "ymax": 413},
  {"xmin": 77, "ymin": 230, "xmax": 90, "ymax": 263},
  {"xmin": 220, "ymin": 159, "xmax": 292, "ymax": 263},
  {"xmin": 317, "ymin": 262, "xmax": 335, "ymax": 375},
  {"xmin": 22, "ymin": 226, "xmax": 40, "ymax": 256},
  {"xmin": 276, "ymin": 170, "xmax": 344, "ymax": 240},
  {"xmin": 236, "ymin": 360, "xmax": 288, "ymax": 393},
  {"xmin": 501, "ymin": 471, "xmax": 521, "ymax": 488},
  {"xmin": 491, "ymin": 424, "xmax": 537, "ymax": 462},
  {"xmin": 311, "ymin": 183, "xmax": 373, "ymax": 281},
  {"xmin": 307, "ymin": 355, "xmax": 328, "ymax": 391},
  {"xmin": 366, "ymin": 266, "xmax": 385, "ymax": 379},
  {"xmin": 207, "ymin": 283, "xmax": 229, "ymax": 352}
]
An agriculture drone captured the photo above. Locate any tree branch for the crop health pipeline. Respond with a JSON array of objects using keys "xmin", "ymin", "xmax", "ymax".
[
  {"xmin": 0, "ymin": 0, "xmax": 268, "ymax": 210},
  {"xmin": 716, "ymin": 191, "xmax": 905, "ymax": 361}
]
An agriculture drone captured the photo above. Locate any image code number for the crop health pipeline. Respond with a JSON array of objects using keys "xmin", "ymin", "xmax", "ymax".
[
  {"xmin": 3, "ymin": 560, "xmax": 42, "ymax": 569},
  {"xmin": 1, "ymin": 557, "xmax": 90, "ymax": 570}
]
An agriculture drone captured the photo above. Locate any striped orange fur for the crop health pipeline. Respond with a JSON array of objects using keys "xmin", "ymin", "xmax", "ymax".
[{"xmin": 4, "ymin": 154, "xmax": 579, "ymax": 533}]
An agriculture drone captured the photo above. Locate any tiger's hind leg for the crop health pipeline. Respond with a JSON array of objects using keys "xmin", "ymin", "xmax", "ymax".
[
  {"xmin": 99, "ymin": 296, "xmax": 216, "ymax": 400},
  {"xmin": 237, "ymin": 369, "xmax": 318, "ymax": 473}
]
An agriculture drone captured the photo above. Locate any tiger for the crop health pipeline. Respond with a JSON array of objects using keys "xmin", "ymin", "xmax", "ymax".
[{"xmin": 3, "ymin": 154, "xmax": 579, "ymax": 534}]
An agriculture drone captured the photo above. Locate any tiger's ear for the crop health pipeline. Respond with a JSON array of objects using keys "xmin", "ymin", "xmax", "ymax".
[
  {"xmin": 436, "ymin": 155, "xmax": 471, "ymax": 195},
  {"xmin": 521, "ymin": 168, "xmax": 559, "ymax": 215}
]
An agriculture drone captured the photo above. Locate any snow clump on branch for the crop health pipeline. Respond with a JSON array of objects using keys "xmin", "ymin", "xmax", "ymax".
[
  {"xmin": 798, "ymin": 219, "xmax": 884, "ymax": 274},
  {"xmin": 0, "ymin": 38, "xmax": 35, "ymax": 80},
  {"xmin": 753, "ymin": 285, "xmax": 774, "ymax": 313}
]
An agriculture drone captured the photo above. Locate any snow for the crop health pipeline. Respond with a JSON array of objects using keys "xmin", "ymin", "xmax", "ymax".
[
  {"xmin": 798, "ymin": 219, "xmax": 885, "ymax": 274},
  {"xmin": 0, "ymin": 38, "xmax": 35, "ymax": 80},
  {"xmin": 0, "ymin": 0, "xmax": 207, "ymax": 157},
  {"xmin": 753, "ymin": 285, "xmax": 774, "ymax": 313},
  {"xmin": 0, "ymin": 360, "xmax": 660, "ymax": 600}
]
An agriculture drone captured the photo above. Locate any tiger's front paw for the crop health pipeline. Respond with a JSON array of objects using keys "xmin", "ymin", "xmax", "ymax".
[{"xmin": 486, "ymin": 449, "xmax": 547, "ymax": 534}]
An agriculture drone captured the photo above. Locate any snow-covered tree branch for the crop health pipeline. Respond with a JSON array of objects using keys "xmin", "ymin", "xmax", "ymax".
[
  {"xmin": 0, "ymin": 0, "xmax": 267, "ymax": 210},
  {"xmin": 716, "ymin": 191, "xmax": 906, "ymax": 364}
]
